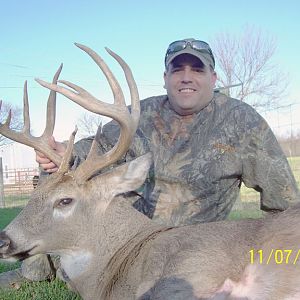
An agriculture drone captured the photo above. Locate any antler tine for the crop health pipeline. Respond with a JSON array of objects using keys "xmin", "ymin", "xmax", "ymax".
[
  {"xmin": 105, "ymin": 47, "xmax": 140, "ymax": 127},
  {"xmin": 75, "ymin": 43, "xmax": 125, "ymax": 106},
  {"xmin": 42, "ymin": 63, "xmax": 63, "ymax": 138},
  {"xmin": 23, "ymin": 81, "xmax": 30, "ymax": 132},
  {"xmin": 57, "ymin": 126, "xmax": 78, "ymax": 175},
  {"xmin": 0, "ymin": 67, "xmax": 63, "ymax": 167}
]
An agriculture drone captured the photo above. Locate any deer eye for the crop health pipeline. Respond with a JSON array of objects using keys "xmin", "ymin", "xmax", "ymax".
[{"xmin": 55, "ymin": 198, "xmax": 74, "ymax": 208}]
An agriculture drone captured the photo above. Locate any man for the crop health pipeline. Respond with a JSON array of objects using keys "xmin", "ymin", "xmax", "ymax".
[
  {"xmin": 38, "ymin": 39, "xmax": 300, "ymax": 223},
  {"xmin": 1, "ymin": 38, "xmax": 299, "ymax": 286}
]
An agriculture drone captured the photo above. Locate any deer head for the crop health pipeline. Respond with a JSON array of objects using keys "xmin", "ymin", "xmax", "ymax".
[{"xmin": 0, "ymin": 44, "xmax": 152, "ymax": 279}]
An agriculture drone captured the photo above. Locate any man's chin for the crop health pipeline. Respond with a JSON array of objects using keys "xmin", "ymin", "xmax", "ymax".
[
  {"xmin": 174, "ymin": 103, "xmax": 201, "ymax": 116},
  {"xmin": 176, "ymin": 108, "xmax": 197, "ymax": 116},
  {"xmin": 169, "ymin": 101, "xmax": 194, "ymax": 115}
]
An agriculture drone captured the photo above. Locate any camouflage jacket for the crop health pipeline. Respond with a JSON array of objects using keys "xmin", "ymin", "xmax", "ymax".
[{"xmin": 73, "ymin": 92, "xmax": 300, "ymax": 226}]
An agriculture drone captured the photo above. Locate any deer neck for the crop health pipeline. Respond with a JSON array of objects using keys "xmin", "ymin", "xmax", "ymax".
[
  {"xmin": 61, "ymin": 196, "xmax": 162, "ymax": 299},
  {"xmin": 99, "ymin": 197, "xmax": 163, "ymax": 266}
]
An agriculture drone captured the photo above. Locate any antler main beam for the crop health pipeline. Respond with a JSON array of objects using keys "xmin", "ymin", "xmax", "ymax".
[
  {"xmin": 0, "ymin": 65, "xmax": 63, "ymax": 167},
  {"xmin": 36, "ymin": 44, "xmax": 140, "ymax": 183}
]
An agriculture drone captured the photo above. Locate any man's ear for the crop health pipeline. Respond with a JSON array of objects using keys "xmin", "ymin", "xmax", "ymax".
[
  {"xmin": 211, "ymin": 70, "xmax": 217, "ymax": 85},
  {"xmin": 105, "ymin": 153, "xmax": 153, "ymax": 197},
  {"xmin": 163, "ymin": 71, "xmax": 167, "ymax": 89}
]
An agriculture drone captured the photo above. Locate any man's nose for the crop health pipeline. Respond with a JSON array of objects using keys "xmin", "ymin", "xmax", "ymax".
[{"xmin": 181, "ymin": 69, "xmax": 193, "ymax": 83}]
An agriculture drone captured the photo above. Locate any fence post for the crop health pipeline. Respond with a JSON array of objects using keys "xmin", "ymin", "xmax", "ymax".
[{"xmin": 0, "ymin": 157, "xmax": 5, "ymax": 208}]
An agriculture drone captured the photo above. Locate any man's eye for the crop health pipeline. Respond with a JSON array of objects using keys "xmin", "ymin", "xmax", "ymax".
[{"xmin": 56, "ymin": 198, "xmax": 73, "ymax": 208}]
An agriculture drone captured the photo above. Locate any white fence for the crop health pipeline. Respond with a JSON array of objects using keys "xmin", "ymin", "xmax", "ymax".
[{"xmin": 0, "ymin": 160, "xmax": 39, "ymax": 208}]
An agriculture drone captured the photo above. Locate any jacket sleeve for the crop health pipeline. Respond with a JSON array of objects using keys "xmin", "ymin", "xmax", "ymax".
[{"xmin": 241, "ymin": 109, "xmax": 300, "ymax": 212}]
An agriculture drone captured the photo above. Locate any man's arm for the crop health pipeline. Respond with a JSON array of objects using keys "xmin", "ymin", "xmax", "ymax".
[{"xmin": 241, "ymin": 111, "xmax": 300, "ymax": 212}]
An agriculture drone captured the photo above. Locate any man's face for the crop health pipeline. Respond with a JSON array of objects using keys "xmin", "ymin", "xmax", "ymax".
[{"xmin": 164, "ymin": 54, "xmax": 217, "ymax": 116}]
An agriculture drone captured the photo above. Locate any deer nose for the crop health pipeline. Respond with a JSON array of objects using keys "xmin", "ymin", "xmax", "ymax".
[{"xmin": 0, "ymin": 232, "xmax": 11, "ymax": 250}]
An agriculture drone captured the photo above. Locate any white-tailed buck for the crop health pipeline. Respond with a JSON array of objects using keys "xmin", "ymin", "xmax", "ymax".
[{"xmin": 0, "ymin": 44, "xmax": 300, "ymax": 300}]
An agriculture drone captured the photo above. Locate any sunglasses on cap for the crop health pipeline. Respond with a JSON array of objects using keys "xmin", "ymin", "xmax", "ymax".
[{"xmin": 165, "ymin": 39, "xmax": 215, "ymax": 67}]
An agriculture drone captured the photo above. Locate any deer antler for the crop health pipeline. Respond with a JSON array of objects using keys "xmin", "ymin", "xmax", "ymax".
[
  {"xmin": 0, "ymin": 65, "xmax": 63, "ymax": 167},
  {"xmin": 36, "ymin": 44, "xmax": 140, "ymax": 183}
]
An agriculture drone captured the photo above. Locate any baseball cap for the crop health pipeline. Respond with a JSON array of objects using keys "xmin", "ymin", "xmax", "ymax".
[{"xmin": 165, "ymin": 38, "xmax": 215, "ymax": 69}]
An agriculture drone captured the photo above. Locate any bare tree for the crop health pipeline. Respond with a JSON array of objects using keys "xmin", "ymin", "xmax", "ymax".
[
  {"xmin": 0, "ymin": 100, "xmax": 23, "ymax": 146},
  {"xmin": 77, "ymin": 112, "xmax": 103, "ymax": 139},
  {"xmin": 210, "ymin": 26, "xmax": 289, "ymax": 110}
]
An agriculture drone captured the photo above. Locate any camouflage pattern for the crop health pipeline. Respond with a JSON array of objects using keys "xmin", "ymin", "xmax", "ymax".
[{"xmin": 73, "ymin": 92, "xmax": 300, "ymax": 226}]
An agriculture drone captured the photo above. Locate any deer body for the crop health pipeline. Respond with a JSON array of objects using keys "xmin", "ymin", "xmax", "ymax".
[
  {"xmin": 2, "ymin": 165, "xmax": 300, "ymax": 300},
  {"xmin": 0, "ymin": 161, "xmax": 263, "ymax": 300},
  {"xmin": 1, "ymin": 44, "xmax": 300, "ymax": 299}
]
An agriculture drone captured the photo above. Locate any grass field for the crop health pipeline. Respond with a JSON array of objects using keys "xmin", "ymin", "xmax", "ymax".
[
  {"xmin": 0, "ymin": 279, "xmax": 80, "ymax": 300},
  {"xmin": 1, "ymin": 196, "xmax": 29, "ymax": 209},
  {"xmin": 0, "ymin": 208, "xmax": 22, "ymax": 230},
  {"xmin": 288, "ymin": 156, "xmax": 300, "ymax": 186}
]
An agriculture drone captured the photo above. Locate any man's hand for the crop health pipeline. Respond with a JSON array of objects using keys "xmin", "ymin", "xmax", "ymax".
[{"xmin": 35, "ymin": 136, "xmax": 66, "ymax": 173}]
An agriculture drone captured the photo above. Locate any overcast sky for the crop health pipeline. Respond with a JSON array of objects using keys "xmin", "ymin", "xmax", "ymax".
[{"xmin": 1, "ymin": 0, "xmax": 300, "ymax": 141}]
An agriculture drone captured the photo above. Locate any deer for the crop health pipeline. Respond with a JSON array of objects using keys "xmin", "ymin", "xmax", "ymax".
[{"xmin": 0, "ymin": 44, "xmax": 300, "ymax": 300}]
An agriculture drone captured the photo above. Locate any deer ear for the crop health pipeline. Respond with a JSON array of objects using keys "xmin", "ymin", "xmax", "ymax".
[{"xmin": 109, "ymin": 153, "xmax": 152, "ymax": 196}]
